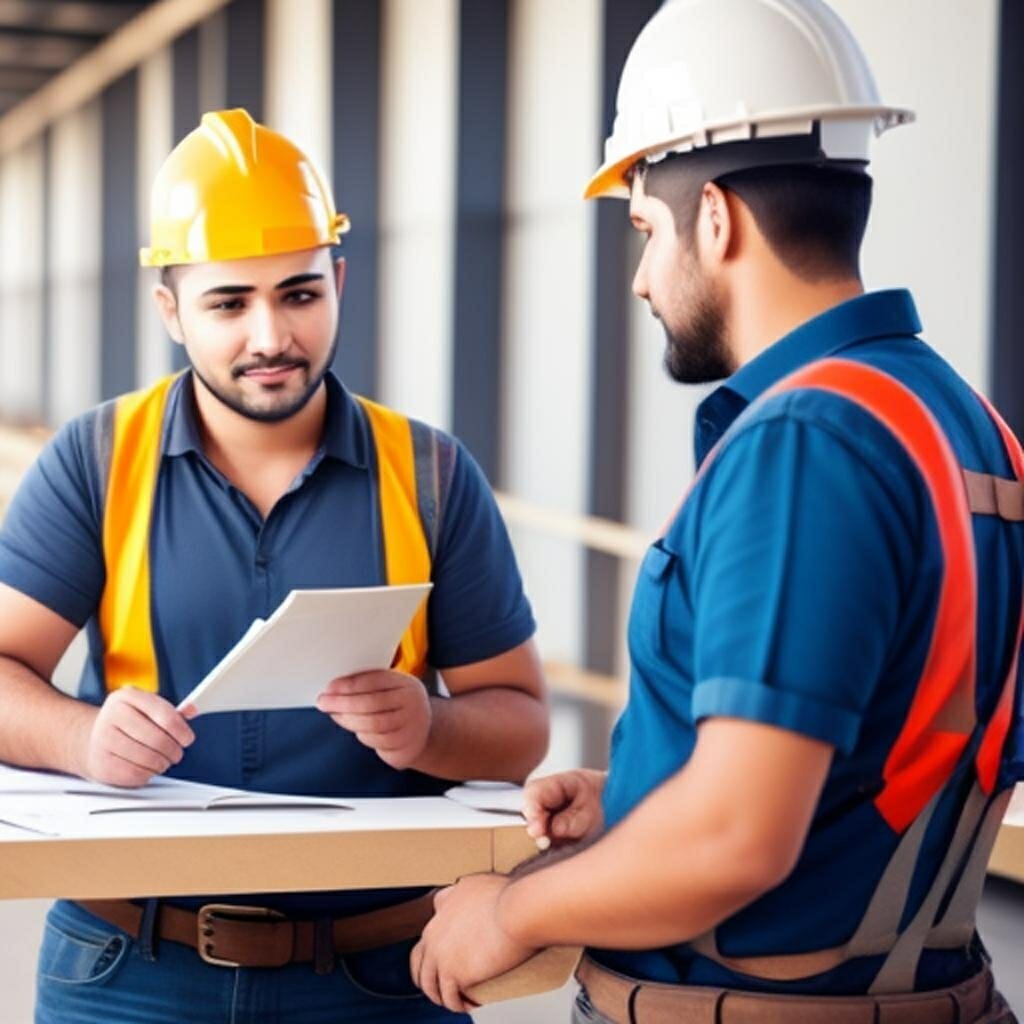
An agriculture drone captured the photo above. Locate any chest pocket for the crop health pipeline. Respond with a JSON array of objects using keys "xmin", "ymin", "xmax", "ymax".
[{"xmin": 627, "ymin": 538, "xmax": 684, "ymax": 676}]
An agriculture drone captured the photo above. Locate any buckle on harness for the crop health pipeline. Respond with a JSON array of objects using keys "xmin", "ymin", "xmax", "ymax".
[{"xmin": 197, "ymin": 903, "xmax": 288, "ymax": 968}]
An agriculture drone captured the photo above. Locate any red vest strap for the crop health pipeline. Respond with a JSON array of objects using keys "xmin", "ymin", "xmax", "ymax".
[{"xmin": 764, "ymin": 359, "xmax": 977, "ymax": 832}]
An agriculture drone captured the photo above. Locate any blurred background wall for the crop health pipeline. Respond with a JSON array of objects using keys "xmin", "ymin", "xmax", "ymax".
[{"xmin": 0, "ymin": 0, "xmax": 1020, "ymax": 1020}]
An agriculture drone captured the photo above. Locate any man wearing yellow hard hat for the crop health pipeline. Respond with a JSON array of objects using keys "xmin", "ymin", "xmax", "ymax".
[
  {"xmin": 0, "ymin": 109, "xmax": 548, "ymax": 1022},
  {"xmin": 413, "ymin": 1, "xmax": 1022, "ymax": 1022}
]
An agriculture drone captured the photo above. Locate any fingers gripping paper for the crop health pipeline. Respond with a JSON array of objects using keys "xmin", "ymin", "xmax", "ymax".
[{"xmin": 178, "ymin": 584, "xmax": 432, "ymax": 715}]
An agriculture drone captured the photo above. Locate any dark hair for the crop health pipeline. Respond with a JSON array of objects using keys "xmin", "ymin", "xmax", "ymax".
[
  {"xmin": 159, "ymin": 265, "xmax": 178, "ymax": 295},
  {"xmin": 639, "ymin": 157, "xmax": 872, "ymax": 282}
]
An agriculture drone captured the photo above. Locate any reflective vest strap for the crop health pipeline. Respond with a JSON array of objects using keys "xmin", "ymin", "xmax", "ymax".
[
  {"xmin": 355, "ymin": 396, "xmax": 432, "ymax": 678},
  {"xmin": 972, "ymin": 392, "xmax": 1024, "ymax": 793},
  {"xmin": 98, "ymin": 374, "xmax": 180, "ymax": 693},
  {"xmin": 764, "ymin": 358, "xmax": 977, "ymax": 833}
]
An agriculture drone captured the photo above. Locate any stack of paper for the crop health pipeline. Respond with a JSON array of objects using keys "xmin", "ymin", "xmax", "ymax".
[{"xmin": 178, "ymin": 584, "xmax": 432, "ymax": 715}]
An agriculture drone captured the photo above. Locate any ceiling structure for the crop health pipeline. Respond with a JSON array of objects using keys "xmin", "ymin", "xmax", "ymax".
[{"xmin": 0, "ymin": 1, "xmax": 155, "ymax": 117}]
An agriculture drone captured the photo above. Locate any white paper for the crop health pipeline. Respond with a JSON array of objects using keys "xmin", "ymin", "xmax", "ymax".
[
  {"xmin": 1005, "ymin": 782, "xmax": 1024, "ymax": 827},
  {"xmin": 445, "ymin": 782, "xmax": 525, "ymax": 817},
  {"xmin": 178, "ymin": 584, "xmax": 432, "ymax": 715},
  {"xmin": 0, "ymin": 767, "xmax": 354, "ymax": 835}
]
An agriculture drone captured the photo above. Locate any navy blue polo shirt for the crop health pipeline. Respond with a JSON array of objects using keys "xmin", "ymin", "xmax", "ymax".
[
  {"xmin": 599, "ymin": 290, "xmax": 1024, "ymax": 994},
  {"xmin": 0, "ymin": 371, "xmax": 535, "ymax": 913}
]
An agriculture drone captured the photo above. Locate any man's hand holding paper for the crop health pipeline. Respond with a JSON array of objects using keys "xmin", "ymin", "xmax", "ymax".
[
  {"xmin": 75, "ymin": 687, "xmax": 196, "ymax": 788},
  {"xmin": 317, "ymin": 670, "xmax": 433, "ymax": 770}
]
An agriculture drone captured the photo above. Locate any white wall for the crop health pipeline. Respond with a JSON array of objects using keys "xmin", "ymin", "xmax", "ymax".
[
  {"xmin": 0, "ymin": 139, "xmax": 45, "ymax": 422},
  {"xmin": 136, "ymin": 46, "xmax": 174, "ymax": 388},
  {"xmin": 265, "ymin": 0, "xmax": 332, "ymax": 180},
  {"xmin": 501, "ymin": 0, "xmax": 601, "ymax": 671},
  {"xmin": 377, "ymin": 0, "xmax": 458, "ymax": 427},
  {"xmin": 47, "ymin": 101, "xmax": 102, "ymax": 423},
  {"xmin": 830, "ymin": 0, "xmax": 999, "ymax": 391}
]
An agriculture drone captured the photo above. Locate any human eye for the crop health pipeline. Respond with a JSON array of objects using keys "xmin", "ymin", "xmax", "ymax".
[
  {"xmin": 205, "ymin": 296, "xmax": 246, "ymax": 314},
  {"xmin": 283, "ymin": 288, "xmax": 321, "ymax": 305}
]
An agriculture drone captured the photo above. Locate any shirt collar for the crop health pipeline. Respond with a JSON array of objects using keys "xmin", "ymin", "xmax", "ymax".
[
  {"xmin": 163, "ymin": 370, "xmax": 369, "ymax": 469},
  {"xmin": 694, "ymin": 289, "xmax": 922, "ymax": 466}
]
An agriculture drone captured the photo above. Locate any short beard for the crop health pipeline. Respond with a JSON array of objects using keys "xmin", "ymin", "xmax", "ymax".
[
  {"xmin": 188, "ymin": 335, "xmax": 339, "ymax": 424},
  {"xmin": 661, "ymin": 279, "xmax": 733, "ymax": 385}
]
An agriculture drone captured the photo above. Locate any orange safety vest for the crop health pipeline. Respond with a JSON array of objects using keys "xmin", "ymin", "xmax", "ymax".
[
  {"xmin": 687, "ymin": 358, "xmax": 1024, "ymax": 993},
  {"xmin": 96, "ymin": 373, "xmax": 440, "ymax": 695}
]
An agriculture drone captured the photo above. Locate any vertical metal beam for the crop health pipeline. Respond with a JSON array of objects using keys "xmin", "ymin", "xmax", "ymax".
[
  {"xmin": 172, "ymin": 27, "xmax": 200, "ymax": 144},
  {"xmin": 225, "ymin": 0, "xmax": 265, "ymax": 122},
  {"xmin": 993, "ymin": 0, "xmax": 1024, "ymax": 435},
  {"xmin": 583, "ymin": 0, "xmax": 660, "ymax": 678},
  {"xmin": 331, "ymin": 0, "xmax": 381, "ymax": 398},
  {"xmin": 450, "ymin": 0, "xmax": 509, "ymax": 482},
  {"xmin": 100, "ymin": 70, "xmax": 138, "ymax": 400}
]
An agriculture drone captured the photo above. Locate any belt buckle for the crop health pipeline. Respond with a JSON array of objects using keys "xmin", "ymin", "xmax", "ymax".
[{"xmin": 197, "ymin": 903, "xmax": 287, "ymax": 968}]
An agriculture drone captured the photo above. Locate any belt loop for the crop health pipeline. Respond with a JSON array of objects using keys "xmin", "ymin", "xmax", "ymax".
[
  {"xmin": 137, "ymin": 899, "xmax": 161, "ymax": 963},
  {"xmin": 313, "ymin": 917, "xmax": 335, "ymax": 976},
  {"xmin": 713, "ymin": 990, "xmax": 726, "ymax": 1024}
]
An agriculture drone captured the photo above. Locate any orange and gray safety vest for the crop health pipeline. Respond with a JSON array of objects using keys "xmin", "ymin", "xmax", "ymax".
[
  {"xmin": 688, "ymin": 358, "xmax": 1024, "ymax": 993},
  {"xmin": 97, "ymin": 373, "xmax": 441, "ymax": 695}
]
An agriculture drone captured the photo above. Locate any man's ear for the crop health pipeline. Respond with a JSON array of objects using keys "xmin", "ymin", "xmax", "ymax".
[
  {"xmin": 696, "ymin": 181, "xmax": 734, "ymax": 268},
  {"xmin": 152, "ymin": 284, "xmax": 184, "ymax": 345}
]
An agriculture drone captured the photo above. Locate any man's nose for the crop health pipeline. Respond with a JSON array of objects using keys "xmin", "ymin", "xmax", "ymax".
[
  {"xmin": 246, "ymin": 302, "xmax": 289, "ymax": 357},
  {"xmin": 632, "ymin": 259, "xmax": 649, "ymax": 301}
]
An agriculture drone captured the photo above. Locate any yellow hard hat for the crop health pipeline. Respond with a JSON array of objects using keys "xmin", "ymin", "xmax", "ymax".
[{"xmin": 140, "ymin": 108, "xmax": 350, "ymax": 267}]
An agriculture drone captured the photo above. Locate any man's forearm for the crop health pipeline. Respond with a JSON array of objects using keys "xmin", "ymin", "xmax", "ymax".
[
  {"xmin": 495, "ymin": 772, "xmax": 783, "ymax": 950},
  {"xmin": 0, "ymin": 655, "xmax": 93, "ymax": 775},
  {"xmin": 494, "ymin": 722, "xmax": 833, "ymax": 950},
  {"xmin": 411, "ymin": 687, "xmax": 548, "ymax": 782}
]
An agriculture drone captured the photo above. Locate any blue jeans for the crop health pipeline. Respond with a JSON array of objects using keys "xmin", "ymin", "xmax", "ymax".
[{"xmin": 36, "ymin": 900, "xmax": 471, "ymax": 1024}]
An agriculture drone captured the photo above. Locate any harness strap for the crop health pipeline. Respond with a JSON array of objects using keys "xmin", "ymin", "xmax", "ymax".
[
  {"xmin": 869, "ymin": 781, "xmax": 989, "ymax": 993},
  {"xmin": 355, "ymin": 396, "xmax": 433, "ymax": 678},
  {"xmin": 927, "ymin": 787, "xmax": 1013, "ymax": 949},
  {"xmin": 766, "ymin": 359, "xmax": 978, "ymax": 832},
  {"xmin": 971, "ymin": 393, "xmax": 1024, "ymax": 794},
  {"xmin": 963, "ymin": 470, "xmax": 1024, "ymax": 521},
  {"xmin": 99, "ymin": 373, "xmax": 181, "ymax": 693},
  {"xmin": 680, "ymin": 363, "xmax": 1024, "ymax": 994},
  {"xmin": 99, "ymin": 376, "xmax": 440, "ymax": 694}
]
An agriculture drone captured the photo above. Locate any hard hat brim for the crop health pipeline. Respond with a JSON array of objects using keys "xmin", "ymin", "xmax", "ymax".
[{"xmin": 584, "ymin": 105, "xmax": 915, "ymax": 201}]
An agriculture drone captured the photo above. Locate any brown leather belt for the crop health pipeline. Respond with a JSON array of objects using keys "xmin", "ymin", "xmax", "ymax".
[
  {"xmin": 576, "ymin": 955, "xmax": 1006, "ymax": 1024},
  {"xmin": 77, "ymin": 895, "xmax": 435, "ymax": 970}
]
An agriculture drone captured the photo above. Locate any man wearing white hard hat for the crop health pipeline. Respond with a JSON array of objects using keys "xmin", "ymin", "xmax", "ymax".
[{"xmin": 412, "ymin": 1, "xmax": 1023, "ymax": 1021}]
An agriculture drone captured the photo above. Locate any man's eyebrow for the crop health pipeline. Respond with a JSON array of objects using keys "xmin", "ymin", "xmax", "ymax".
[
  {"xmin": 275, "ymin": 273, "xmax": 325, "ymax": 290},
  {"xmin": 201, "ymin": 284, "xmax": 255, "ymax": 297}
]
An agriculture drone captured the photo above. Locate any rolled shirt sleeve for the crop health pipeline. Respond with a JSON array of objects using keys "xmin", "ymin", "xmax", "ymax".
[
  {"xmin": 0, "ymin": 414, "xmax": 106, "ymax": 627},
  {"xmin": 688, "ymin": 399, "xmax": 921, "ymax": 755}
]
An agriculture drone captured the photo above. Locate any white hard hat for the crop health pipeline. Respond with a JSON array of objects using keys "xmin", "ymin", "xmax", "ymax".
[{"xmin": 586, "ymin": 0, "xmax": 913, "ymax": 199}]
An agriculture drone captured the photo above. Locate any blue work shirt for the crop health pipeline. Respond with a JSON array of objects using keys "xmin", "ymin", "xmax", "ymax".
[
  {"xmin": 0, "ymin": 371, "xmax": 535, "ymax": 914},
  {"xmin": 599, "ymin": 290, "xmax": 1023, "ymax": 994}
]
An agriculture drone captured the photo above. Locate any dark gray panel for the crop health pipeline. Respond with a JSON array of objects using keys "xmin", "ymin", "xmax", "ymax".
[
  {"xmin": 450, "ymin": 0, "xmax": 508, "ymax": 483},
  {"xmin": 993, "ymin": 0, "xmax": 1024, "ymax": 437},
  {"xmin": 172, "ymin": 26, "xmax": 200, "ymax": 145},
  {"xmin": 583, "ymin": 0, "xmax": 661, "ymax": 675},
  {"xmin": 100, "ymin": 69, "xmax": 138, "ymax": 400},
  {"xmin": 331, "ymin": 0, "xmax": 381, "ymax": 398},
  {"xmin": 225, "ymin": 0, "xmax": 264, "ymax": 122}
]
